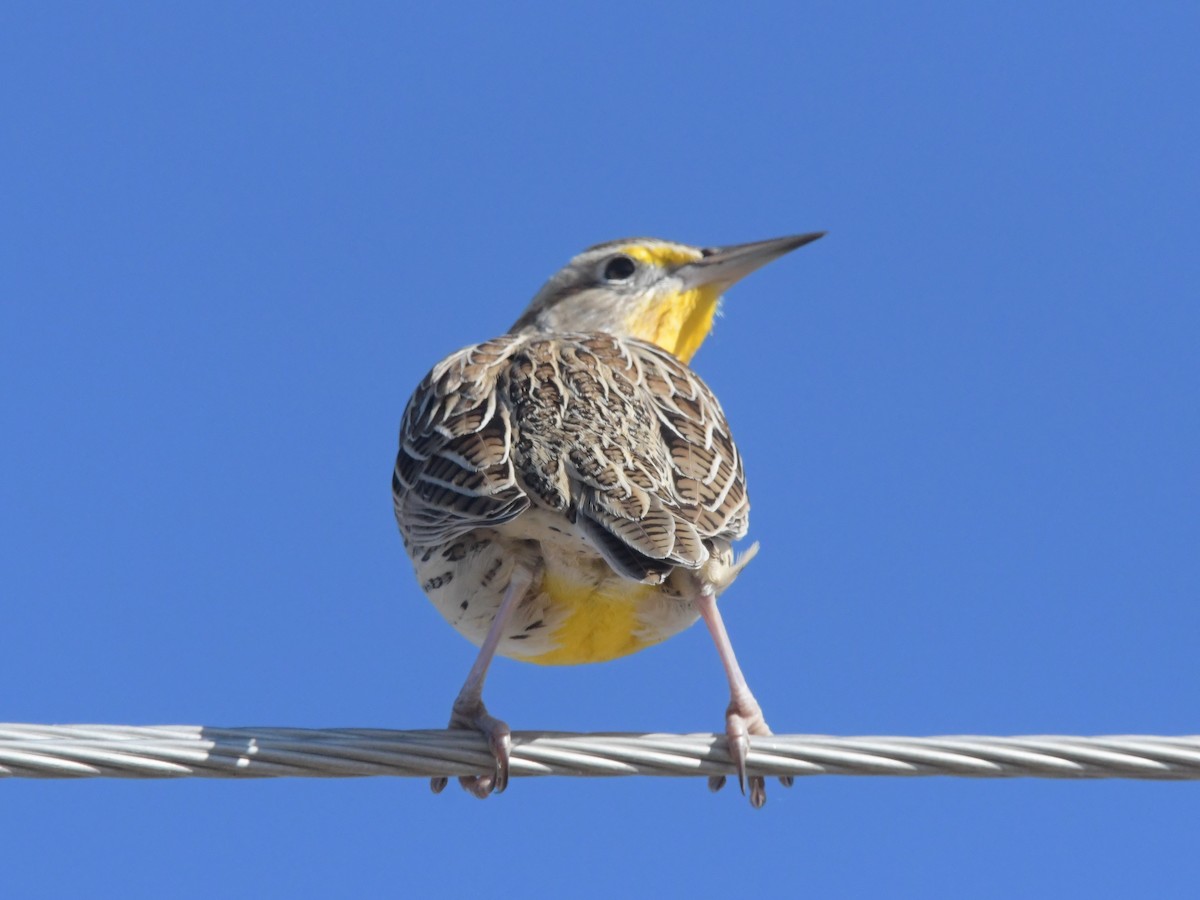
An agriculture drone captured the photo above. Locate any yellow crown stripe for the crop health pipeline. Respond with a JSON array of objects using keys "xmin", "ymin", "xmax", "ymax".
[{"xmin": 619, "ymin": 244, "xmax": 703, "ymax": 268}]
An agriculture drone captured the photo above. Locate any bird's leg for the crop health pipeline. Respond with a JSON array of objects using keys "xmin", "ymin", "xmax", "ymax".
[
  {"xmin": 431, "ymin": 566, "xmax": 534, "ymax": 799},
  {"xmin": 692, "ymin": 584, "xmax": 788, "ymax": 808}
]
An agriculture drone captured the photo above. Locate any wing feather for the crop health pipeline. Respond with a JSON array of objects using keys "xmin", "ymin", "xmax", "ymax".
[
  {"xmin": 393, "ymin": 338, "xmax": 530, "ymax": 546},
  {"xmin": 393, "ymin": 332, "xmax": 750, "ymax": 583}
]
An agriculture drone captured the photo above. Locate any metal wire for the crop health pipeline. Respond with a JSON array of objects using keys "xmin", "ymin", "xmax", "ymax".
[{"xmin": 2, "ymin": 725, "xmax": 1199, "ymax": 781}]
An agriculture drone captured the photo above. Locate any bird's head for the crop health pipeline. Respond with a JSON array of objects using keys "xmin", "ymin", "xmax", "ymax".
[{"xmin": 510, "ymin": 232, "xmax": 824, "ymax": 363}]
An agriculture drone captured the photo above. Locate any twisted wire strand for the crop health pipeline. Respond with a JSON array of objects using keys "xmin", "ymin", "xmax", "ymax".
[{"xmin": 2, "ymin": 725, "xmax": 1199, "ymax": 781}]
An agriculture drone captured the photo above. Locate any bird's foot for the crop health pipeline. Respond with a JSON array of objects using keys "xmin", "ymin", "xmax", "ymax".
[
  {"xmin": 430, "ymin": 696, "xmax": 511, "ymax": 798},
  {"xmin": 706, "ymin": 697, "xmax": 790, "ymax": 808}
]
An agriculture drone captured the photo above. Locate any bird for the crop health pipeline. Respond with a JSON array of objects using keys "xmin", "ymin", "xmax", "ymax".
[{"xmin": 392, "ymin": 231, "xmax": 824, "ymax": 806}]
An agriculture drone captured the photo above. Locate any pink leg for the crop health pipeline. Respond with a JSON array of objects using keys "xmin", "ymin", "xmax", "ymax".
[
  {"xmin": 431, "ymin": 566, "xmax": 533, "ymax": 799},
  {"xmin": 692, "ymin": 585, "xmax": 788, "ymax": 808}
]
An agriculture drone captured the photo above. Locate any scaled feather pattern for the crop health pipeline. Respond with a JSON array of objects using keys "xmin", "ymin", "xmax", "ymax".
[{"xmin": 393, "ymin": 332, "xmax": 748, "ymax": 584}]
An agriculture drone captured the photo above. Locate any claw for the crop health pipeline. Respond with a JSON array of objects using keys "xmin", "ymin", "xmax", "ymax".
[
  {"xmin": 748, "ymin": 777, "xmax": 766, "ymax": 808},
  {"xmin": 725, "ymin": 697, "xmax": 776, "ymax": 808},
  {"xmin": 480, "ymin": 714, "xmax": 512, "ymax": 795},
  {"xmin": 436, "ymin": 697, "xmax": 512, "ymax": 799},
  {"xmin": 728, "ymin": 729, "xmax": 751, "ymax": 796}
]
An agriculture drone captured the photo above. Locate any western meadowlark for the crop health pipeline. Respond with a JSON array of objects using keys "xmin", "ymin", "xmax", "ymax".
[{"xmin": 392, "ymin": 232, "xmax": 823, "ymax": 806}]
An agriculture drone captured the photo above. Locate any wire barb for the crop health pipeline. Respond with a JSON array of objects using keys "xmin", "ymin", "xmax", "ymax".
[{"xmin": 2, "ymin": 725, "xmax": 1199, "ymax": 781}]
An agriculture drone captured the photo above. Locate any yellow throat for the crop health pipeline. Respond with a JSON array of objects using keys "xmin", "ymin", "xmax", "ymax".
[
  {"xmin": 619, "ymin": 244, "xmax": 720, "ymax": 363},
  {"xmin": 624, "ymin": 286, "xmax": 721, "ymax": 364}
]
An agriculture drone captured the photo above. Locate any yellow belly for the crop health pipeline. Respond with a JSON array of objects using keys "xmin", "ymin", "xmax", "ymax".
[{"xmin": 519, "ymin": 569, "xmax": 659, "ymax": 665}]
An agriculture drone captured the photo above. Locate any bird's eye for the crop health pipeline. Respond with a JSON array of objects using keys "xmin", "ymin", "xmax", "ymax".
[{"xmin": 602, "ymin": 255, "xmax": 636, "ymax": 281}]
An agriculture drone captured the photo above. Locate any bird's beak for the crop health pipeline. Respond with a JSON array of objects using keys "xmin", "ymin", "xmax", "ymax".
[{"xmin": 676, "ymin": 232, "xmax": 825, "ymax": 292}]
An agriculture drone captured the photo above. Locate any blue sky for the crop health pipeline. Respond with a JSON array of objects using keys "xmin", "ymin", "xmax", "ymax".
[{"xmin": 2, "ymin": 3, "xmax": 1197, "ymax": 897}]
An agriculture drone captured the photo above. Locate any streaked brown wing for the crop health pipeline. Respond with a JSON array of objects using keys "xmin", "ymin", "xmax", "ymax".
[
  {"xmin": 502, "ymin": 333, "xmax": 749, "ymax": 582},
  {"xmin": 392, "ymin": 336, "xmax": 530, "ymax": 546},
  {"xmin": 627, "ymin": 337, "xmax": 750, "ymax": 543},
  {"xmin": 394, "ymin": 332, "xmax": 749, "ymax": 583}
]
